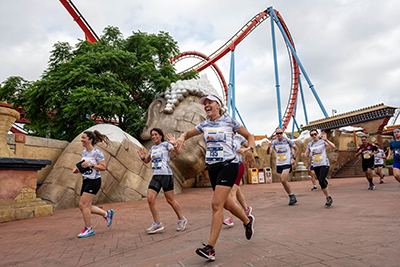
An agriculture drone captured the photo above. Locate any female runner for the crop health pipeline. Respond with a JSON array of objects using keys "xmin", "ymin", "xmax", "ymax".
[
  {"xmin": 176, "ymin": 95, "xmax": 255, "ymax": 261},
  {"xmin": 137, "ymin": 128, "xmax": 187, "ymax": 234},
  {"xmin": 73, "ymin": 130, "xmax": 114, "ymax": 238}
]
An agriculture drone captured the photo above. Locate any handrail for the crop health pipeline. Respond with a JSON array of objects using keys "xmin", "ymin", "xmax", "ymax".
[{"xmin": 354, "ymin": 157, "xmax": 361, "ymax": 175}]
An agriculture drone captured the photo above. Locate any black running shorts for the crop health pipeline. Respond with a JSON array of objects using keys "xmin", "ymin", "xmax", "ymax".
[
  {"xmin": 81, "ymin": 178, "xmax": 101, "ymax": 196},
  {"xmin": 362, "ymin": 160, "xmax": 374, "ymax": 172},
  {"xmin": 277, "ymin": 164, "xmax": 292, "ymax": 174},
  {"xmin": 208, "ymin": 162, "xmax": 239, "ymax": 191},
  {"xmin": 148, "ymin": 175, "xmax": 174, "ymax": 193}
]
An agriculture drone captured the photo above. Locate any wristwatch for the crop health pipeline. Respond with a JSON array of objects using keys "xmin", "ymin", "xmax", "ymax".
[{"xmin": 248, "ymin": 147, "xmax": 254, "ymax": 153}]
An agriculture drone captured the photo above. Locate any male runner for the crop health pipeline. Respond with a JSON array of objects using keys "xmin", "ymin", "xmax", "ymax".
[
  {"xmin": 355, "ymin": 136, "xmax": 378, "ymax": 190},
  {"xmin": 267, "ymin": 127, "xmax": 299, "ymax": 205}
]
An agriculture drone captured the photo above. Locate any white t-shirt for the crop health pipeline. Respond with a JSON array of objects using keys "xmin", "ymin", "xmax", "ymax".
[
  {"xmin": 374, "ymin": 149, "xmax": 385, "ymax": 165},
  {"xmin": 81, "ymin": 148, "xmax": 104, "ymax": 180},
  {"xmin": 306, "ymin": 139, "xmax": 330, "ymax": 167},
  {"xmin": 195, "ymin": 115, "xmax": 242, "ymax": 165},
  {"xmin": 233, "ymin": 134, "xmax": 247, "ymax": 163},
  {"xmin": 148, "ymin": 141, "xmax": 174, "ymax": 175},
  {"xmin": 271, "ymin": 137, "xmax": 296, "ymax": 166}
]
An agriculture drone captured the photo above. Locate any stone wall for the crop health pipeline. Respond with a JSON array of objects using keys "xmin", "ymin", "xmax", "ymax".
[{"xmin": 6, "ymin": 134, "xmax": 69, "ymax": 184}]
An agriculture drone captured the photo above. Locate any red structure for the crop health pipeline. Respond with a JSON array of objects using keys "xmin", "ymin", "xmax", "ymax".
[
  {"xmin": 171, "ymin": 9, "xmax": 300, "ymax": 132},
  {"xmin": 59, "ymin": 0, "xmax": 98, "ymax": 43}
]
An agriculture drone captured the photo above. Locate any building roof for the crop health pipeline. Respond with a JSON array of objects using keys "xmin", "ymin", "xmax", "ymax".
[{"xmin": 302, "ymin": 103, "xmax": 396, "ymax": 131}]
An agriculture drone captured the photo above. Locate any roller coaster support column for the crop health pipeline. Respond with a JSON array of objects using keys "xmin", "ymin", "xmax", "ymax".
[
  {"xmin": 227, "ymin": 50, "xmax": 236, "ymax": 120},
  {"xmin": 268, "ymin": 7, "xmax": 329, "ymax": 118},
  {"xmin": 270, "ymin": 12, "xmax": 283, "ymax": 129},
  {"xmin": 235, "ymin": 107, "xmax": 247, "ymax": 129},
  {"xmin": 299, "ymin": 73, "xmax": 309, "ymax": 125},
  {"xmin": 291, "ymin": 97, "xmax": 301, "ymax": 137}
]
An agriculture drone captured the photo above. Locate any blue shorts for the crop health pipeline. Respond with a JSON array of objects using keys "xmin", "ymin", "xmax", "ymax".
[
  {"xmin": 310, "ymin": 166, "xmax": 314, "ymax": 171},
  {"xmin": 277, "ymin": 164, "xmax": 292, "ymax": 174},
  {"xmin": 393, "ymin": 162, "xmax": 400, "ymax": 170}
]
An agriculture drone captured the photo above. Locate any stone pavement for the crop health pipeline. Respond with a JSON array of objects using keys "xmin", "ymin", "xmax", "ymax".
[{"xmin": 1, "ymin": 176, "xmax": 400, "ymax": 267}]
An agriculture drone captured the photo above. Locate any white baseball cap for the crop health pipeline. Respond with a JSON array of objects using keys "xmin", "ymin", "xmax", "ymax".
[{"xmin": 199, "ymin": 95, "xmax": 222, "ymax": 106}]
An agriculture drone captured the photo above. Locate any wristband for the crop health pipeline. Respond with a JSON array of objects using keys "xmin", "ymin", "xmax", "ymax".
[
  {"xmin": 141, "ymin": 157, "xmax": 146, "ymax": 161},
  {"xmin": 247, "ymin": 147, "xmax": 254, "ymax": 153},
  {"xmin": 92, "ymin": 163, "xmax": 95, "ymax": 168}
]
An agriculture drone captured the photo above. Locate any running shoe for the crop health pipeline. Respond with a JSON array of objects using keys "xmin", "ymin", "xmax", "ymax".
[
  {"xmin": 177, "ymin": 217, "xmax": 188, "ymax": 231},
  {"xmin": 380, "ymin": 177, "xmax": 384, "ymax": 184},
  {"xmin": 196, "ymin": 244, "xmax": 215, "ymax": 261},
  {"xmin": 77, "ymin": 227, "xmax": 95, "ymax": 238},
  {"xmin": 311, "ymin": 186, "xmax": 318, "ymax": 191},
  {"xmin": 104, "ymin": 209, "xmax": 114, "ymax": 227},
  {"xmin": 245, "ymin": 206, "xmax": 253, "ymax": 217},
  {"xmin": 244, "ymin": 214, "xmax": 255, "ymax": 240},
  {"xmin": 368, "ymin": 184, "xmax": 375, "ymax": 190},
  {"xmin": 146, "ymin": 222, "xmax": 164, "ymax": 234},
  {"xmin": 223, "ymin": 216, "xmax": 234, "ymax": 226},
  {"xmin": 325, "ymin": 196, "xmax": 333, "ymax": 208},
  {"xmin": 288, "ymin": 194, "xmax": 297, "ymax": 205}
]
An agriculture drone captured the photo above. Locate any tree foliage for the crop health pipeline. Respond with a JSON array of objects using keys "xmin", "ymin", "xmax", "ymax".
[{"xmin": 0, "ymin": 26, "xmax": 197, "ymax": 141}]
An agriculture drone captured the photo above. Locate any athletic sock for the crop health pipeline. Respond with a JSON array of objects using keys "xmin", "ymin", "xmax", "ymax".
[{"xmin": 155, "ymin": 222, "xmax": 161, "ymax": 225}]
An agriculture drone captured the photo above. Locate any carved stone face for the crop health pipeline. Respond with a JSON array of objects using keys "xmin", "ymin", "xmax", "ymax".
[{"xmin": 141, "ymin": 96, "xmax": 208, "ymax": 189}]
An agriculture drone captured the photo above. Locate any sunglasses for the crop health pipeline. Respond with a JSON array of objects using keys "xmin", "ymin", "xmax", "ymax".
[
  {"xmin": 276, "ymin": 132, "xmax": 283, "ymax": 135},
  {"xmin": 310, "ymin": 133, "xmax": 318, "ymax": 137}
]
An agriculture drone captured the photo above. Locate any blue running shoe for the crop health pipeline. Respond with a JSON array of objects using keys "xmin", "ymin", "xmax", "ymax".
[{"xmin": 105, "ymin": 209, "xmax": 114, "ymax": 227}]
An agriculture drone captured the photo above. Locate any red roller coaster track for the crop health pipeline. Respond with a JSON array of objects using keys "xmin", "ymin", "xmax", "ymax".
[{"xmin": 171, "ymin": 8, "xmax": 300, "ymax": 132}]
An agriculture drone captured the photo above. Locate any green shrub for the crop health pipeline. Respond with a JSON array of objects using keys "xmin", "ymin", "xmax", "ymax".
[{"xmin": 385, "ymin": 158, "xmax": 393, "ymax": 166}]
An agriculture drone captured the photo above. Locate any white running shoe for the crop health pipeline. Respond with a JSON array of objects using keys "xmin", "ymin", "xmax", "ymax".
[
  {"xmin": 147, "ymin": 222, "xmax": 164, "ymax": 234},
  {"xmin": 177, "ymin": 217, "xmax": 188, "ymax": 231}
]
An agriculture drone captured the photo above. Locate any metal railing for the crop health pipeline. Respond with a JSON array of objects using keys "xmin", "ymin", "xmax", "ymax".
[{"xmin": 354, "ymin": 157, "xmax": 361, "ymax": 175}]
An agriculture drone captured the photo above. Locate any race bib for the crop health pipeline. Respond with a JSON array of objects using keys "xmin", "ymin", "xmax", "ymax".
[
  {"xmin": 151, "ymin": 158, "xmax": 162, "ymax": 170},
  {"xmin": 313, "ymin": 153, "xmax": 323, "ymax": 162},
  {"xmin": 395, "ymin": 149, "xmax": 400, "ymax": 156},
  {"xmin": 278, "ymin": 154, "xmax": 287, "ymax": 162},
  {"xmin": 363, "ymin": 153, "xmax": 370, "ymax": 159},
  {"xmin": 206, "ymin": 147, "xmax": 224, "ymax": 162}
]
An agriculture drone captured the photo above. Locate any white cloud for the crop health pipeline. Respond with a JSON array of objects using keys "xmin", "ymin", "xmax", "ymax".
[{"xmin": 1, "ymin": 0, "xmax": 399, "ymax": 134}]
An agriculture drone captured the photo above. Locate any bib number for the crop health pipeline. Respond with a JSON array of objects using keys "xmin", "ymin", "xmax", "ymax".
[
  {"xmin": 363, "ymin": 153, "xmax": 370, "ymax": 159},
  {"xmin": 313, "ymin": 153, "xmax": 323, "ymax": 162},
  {"xmin": 151, "ymin": 159, "xmax": 162, "ymax": 170},
  {"xmin": 278, "ymin": 154, "xmax": 287, "ymax": 162},
  {"xmin": 206, "ymin": 147, "xmax": 223, "ymax": 162}
]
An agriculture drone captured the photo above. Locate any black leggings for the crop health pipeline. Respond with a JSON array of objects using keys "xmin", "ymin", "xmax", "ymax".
[{"xmin": 314, "ymin": 166, "xmax": 330, "ymax": 189}]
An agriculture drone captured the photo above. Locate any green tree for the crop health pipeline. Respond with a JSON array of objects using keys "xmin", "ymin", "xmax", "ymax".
[{"xmin": 0, "ymin": 26, "xmax": 197, "ymax": 141}]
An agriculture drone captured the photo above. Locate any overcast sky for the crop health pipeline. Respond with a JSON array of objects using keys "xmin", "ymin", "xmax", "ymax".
[{"xmin": 1, "ymin": 0, "xmax": 400, "ymax": 135}]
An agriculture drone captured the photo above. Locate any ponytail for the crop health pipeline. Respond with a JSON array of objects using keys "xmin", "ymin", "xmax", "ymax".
[{"xmin": 84, "ymin": 130, "xmax": 110, "ymax": 146}]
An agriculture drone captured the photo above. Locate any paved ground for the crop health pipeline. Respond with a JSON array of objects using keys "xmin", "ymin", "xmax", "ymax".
[{"xmin": 1, "ymin": 175, "xmax": 400, "ymax": 267}]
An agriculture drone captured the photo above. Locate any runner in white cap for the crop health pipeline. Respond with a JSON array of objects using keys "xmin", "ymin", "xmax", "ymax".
[{"xmin": 176, "ymin": 95, "xmax": 255, "ymax": 261}]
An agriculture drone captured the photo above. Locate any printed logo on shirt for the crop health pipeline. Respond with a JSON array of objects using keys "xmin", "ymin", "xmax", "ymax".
[{"xmin": 205, "ymin": 130, "xmax": 226, "ymax": 143}]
